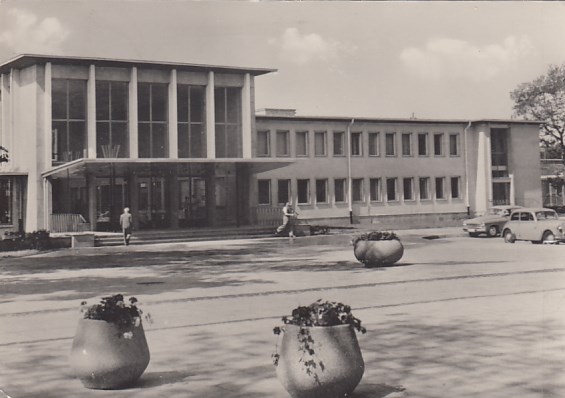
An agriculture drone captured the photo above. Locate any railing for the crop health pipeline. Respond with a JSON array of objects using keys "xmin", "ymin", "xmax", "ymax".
[
  {"xmin": 251, "ymin": 206, "xmax": 283, "ymax": 226},
  {"xmin": 50, "ymin": 213, "xmax": 91, "ymax": 233}
]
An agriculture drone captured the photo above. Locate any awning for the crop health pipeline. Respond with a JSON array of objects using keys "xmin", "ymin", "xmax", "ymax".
[{"xmin": 41, "ymin": 158, "xmax": 295, "ymax": 179}]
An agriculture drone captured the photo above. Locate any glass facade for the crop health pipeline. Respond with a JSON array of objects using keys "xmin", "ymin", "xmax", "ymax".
[
  {"xmin": 138, "ymin": 83, "xmax": 168, "ymax": 158},
  {"xmin": 178, "ymin": 85, "xmax": 206, "ymax": 158},
  {"xmin": 52, "ymin": 79, "xmax": 87, "ymax": 163},
  {"xmin": 96, "ymin": 81, "xmax": 129, "ymax": 158},
  {"xmin": 215, "ymin": 87, "xmax": 242, "ymax": 158}
]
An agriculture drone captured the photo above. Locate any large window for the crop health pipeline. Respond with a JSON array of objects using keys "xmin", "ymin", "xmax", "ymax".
[
  {"xmin": 278, "ymin": 179, "xmax": 290, "ymax": 205},
  {"xmin": 296, "ymin": 131, "xmax": 309, "ymax": 156},
  {"xmin": 403, "ymin": 178, "xmax": 414, "ymax": 200},
  {"xmin": 418, "ymin": 133, "xmax": 428, "ymax": 156},
  {"xmin": 0, "ymin": 178, "xmax": 12, "ymax": 224},
  {"xmin": 138, "ymin": 83, "xmax": 168, "ymax": 158},
  {"xmin": 335, "ymin": 179, "xmax": 346, "ymax": 203},
  {"xmin": 351, "ymin": 132, "xmax": 362, "ymax": 156},
  {"xmin": 96, "ymin": 81, "xmax": 128, "ymax": 158},
  {"xmin": 401, "ymin": 133, "xmax": 412, "ymax": 156},
  {"xmin": 370, "ymin": 178, "xmax": 381, "ymax": 202},
  {"xmin": 333, "ymin": 131, "xmax": 345, "ymax": 156},
  {"xmin": 435, "ymin": 177, "xmax": 446, "ymax": 199},
  {"xmin": 434, "ymin": 133, "xmax": 444, "ymax": 156},
  {"xmin": 451, "ymin": 177, "xmax": 461, "ymax": 198},
  {"xmin": 419, "ymin": 177, "xmax": 430, "ymax": 200},
  {"xmin": 258, "ymin": 179, "xmax": 271, "ymax": 205},
  {"xmin": 314, "ymin": 131, "xmax": 327, "ymax": 156},
  {"xmin": 449, "ymin": 133, "xmax": 459, "ymax": 156},
  {"xmin": 215, "ymin": 87, "xmax": 242, "ymax": 158},
  {"xmin": 257, "ymin": 130, "xmax": 270, "ymax": 157},
  {"xmin": 52, "ymin": 79, "xmax": 87, "ymax": 163},
  {"xmin": 386, "ymin": 178, "xmax": 397, "ymax": 201},
  {"xmin": 368, "ymin": 132, "xmax": 380, "ymax": 156},
  {"xmin": 178, "ymin": 85, "xmax": 206, "ymax": 158},
  {"xmin": 352, "ymin": 178, "xmax": 364, "ymax": 202},
  {"xmin": 316, "ymin": 179, "xmax": 328, "ymax": 203},
  {"xmin": 297, "ymin": 179, "xmax": 310, "ymax": 204},
  {"xmin": 276, "ymin": 130, "xmax": 290, "ymax": 157},
  {"xmin": 385, "ymin": 133, "xmax": 396, "ymax": 156}
]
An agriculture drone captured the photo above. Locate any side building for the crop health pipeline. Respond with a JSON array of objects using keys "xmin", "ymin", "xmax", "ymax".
[{"xmin": 253, "ymin": 110, "xmax": 542, "ymax": 229}]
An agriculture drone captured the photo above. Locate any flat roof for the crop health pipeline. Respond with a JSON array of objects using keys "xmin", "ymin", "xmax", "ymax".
[
  {"xmin": 0, "ymin": 54, "xmax": 277, "ymax": 76},
  {"xmin": 255, "ymin": 114, "xmax": 541, "ymax": 126}
]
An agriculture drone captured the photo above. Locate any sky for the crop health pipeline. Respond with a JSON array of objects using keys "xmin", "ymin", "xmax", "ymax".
[{"xmin": 0, "ymin": 0, "xmax": 564, "ymax": 120}]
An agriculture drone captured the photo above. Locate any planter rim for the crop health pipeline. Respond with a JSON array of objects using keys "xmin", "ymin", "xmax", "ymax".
[{"xmin": 282, "ymin": 324, "xmax": 354, "ymax": 330}]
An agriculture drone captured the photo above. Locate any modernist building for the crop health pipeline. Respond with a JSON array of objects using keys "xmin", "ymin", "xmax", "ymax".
[{"xmin": 0, "ymin": 54, "xmax": 543, "ymax": 234}]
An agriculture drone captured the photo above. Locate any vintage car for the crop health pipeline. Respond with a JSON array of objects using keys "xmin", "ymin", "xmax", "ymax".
[
  {"xmin": 502, "ymin": 208, "xmax": 565, "ymax": 244},
  {"xmin": 462, "ymin": 205, "xmax": 522, "ymax": 237}
]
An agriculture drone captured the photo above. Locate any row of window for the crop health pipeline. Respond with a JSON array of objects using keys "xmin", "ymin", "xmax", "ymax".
[
  {"xmin": 258, "ymin": 176, "xmax": 462, "ymax": 205},
  {"xmin": 51, "ymin": 79, "xmax": 241, "ymax": 163},
  {"xmin": 257, "ymin": 130, "xmax": 460, "ymax": 158}
]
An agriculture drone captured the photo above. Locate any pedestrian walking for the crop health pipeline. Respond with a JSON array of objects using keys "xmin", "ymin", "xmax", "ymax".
[
  {"xmin": 276, "ymin": 202, "xmax": 297, "ymax": 238},
  {"xmin": 119, "ymin": 207, "xmax": 133, "ymax": 245}
]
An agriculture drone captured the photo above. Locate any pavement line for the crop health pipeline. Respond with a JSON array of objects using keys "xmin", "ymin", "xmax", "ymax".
[
  {"xmin": 2, "ymin": 286, "xmax": 564, "ymax": 347},
  {"xmin": 2, "ymin": 266, "xmax": 565, "ymax": 318}
]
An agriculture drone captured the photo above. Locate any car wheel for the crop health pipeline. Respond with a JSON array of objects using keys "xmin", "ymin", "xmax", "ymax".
[
  {"xmin": 487, "ymin": 225, "xmax": 498, "ymax": 237},
  {"xmin": 542, "ymin": 231, "xmax": 555, "ymax": 244},
  {"xmin": 503, "ymin": 229, "xmax": 516, "ymax": 243}
]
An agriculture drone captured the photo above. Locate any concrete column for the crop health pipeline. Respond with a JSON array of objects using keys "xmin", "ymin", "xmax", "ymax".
[
  {"xmin": 241, "ymin": 73, "xmax": 252, "ymax": 159},
  {"xmin": 168, "ymin": 69, "xmax": 178, "ymax": 159},
  {"xmin": 87, "ymin": 65, "xmax": 96, "ymax": 158},
  {"xmin": 206, "ymin": 71, "xmax": 216, "ymax": 158},
  {"xmin": 510, "ymin": 173, "xmax": 515, "ymax": 205},
  {"xmin": 475, "ymin": 129, "xmax": 489, "ymax": 215},
  {"xmin": 129, "ymin": 67, "xmax": 138, "ymax": 159},
  {"xmin": 43, "ymin": 63, "xmax": 52, "ymax": 169},
  {"xmin": 87, "ymin": 173, "xmax": 97, "ymax": 231},
  {"xmin": 0, "ymin": 74, "xmax": 10, "ymax": 164}
]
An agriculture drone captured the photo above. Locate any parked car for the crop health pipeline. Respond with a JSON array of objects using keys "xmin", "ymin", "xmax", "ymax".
[
  {"xmin": 463, "ymin": 205, "xmax": 522, "ymax": 237},
  {"xmin": 502, "ymin": 208, "xmax": 565, "ymax": 244}
]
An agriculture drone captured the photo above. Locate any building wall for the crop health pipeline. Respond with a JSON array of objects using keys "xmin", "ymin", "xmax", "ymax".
[
  {"xmin": 253, "ymin": 118, "xmax": 469, "ymax": 222},
  {"xmin": 508, "ymin": 123, "xmax": 543, "ymax": 207}
]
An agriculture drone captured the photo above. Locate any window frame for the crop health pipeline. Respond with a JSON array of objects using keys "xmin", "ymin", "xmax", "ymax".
[
  {"xmin": 297, "ymin": 179, "xmax": 311, "ymax": 205},
  {"xmin": 351, "ymin": 132, "xmax": 363, "ymax": 156},
  {"xmin": 449, "ymin": 133, "xmax": 460, "ymax": 157},
  {"xmin": 295, "ymin": 131, "xmax": 309, "ymax": 157},
  {"xmin": 277, "ymin": 179, "xmax": 291, "ymax": 205},
  {"xmin": 418, "ymin": 132, "xmax": 429, "ymax": 156},
  {"xmin": 386, "ymin": 177, "xmax": 398, "ymax": 202},
  {"xmin": 315, "ymin": 179, "xmax": 329, "ymax": 204},
  {"xmin": 352, "ymin": 178, "xmax": 364, "ymax": 202},
  {"xmin": 256, "ymin": 130, "xmax": 271, "ymax": 157},
  {"xmin": 333, "ymin": 131, "xmax": 345, "ymax": 156},
  {"xmin": 433, "ymin": 133, "xmax": 444, "ymax": 157},
  {"xmin": 368, "ymin": 132, "xmax": 380, "ymax": 157},
  {"xmin": 403, "ymin": 177, "xmax": 414, "ymax": 201},
  {"xmin": 334, "ymin": 178, "xmax": 347, "ymax": 203},
  {"xmin": 369, "ymin": 178, "xmax": 382, "ymax": 202},
  {"xmin": 435, "ymin": 177, "xmax": 446, "ymax": 200},
  {"xmin": 419, "ymin": 177, "xmax": 430, "ymax": 201},
  {"xmin": 401, "ymin": 133, "xmax": 413, "ymax": 157},
  {"xmin": 257, "ymin": 179, "xmax": 271, "ymax": 205},
  {"xmin": 275, "ymin": 130, "xmax": 290, "ymax": 157},
  {"xmin": 385, "ymin": 132, "xmax": 396, "ymax": 157},
  {"xmin": 450, "ymin": 176, "xmax": 461, "ymax": 199},
  {"xmin": 314, "ymin": 131, "xmax": 327, "ymax": 157}
]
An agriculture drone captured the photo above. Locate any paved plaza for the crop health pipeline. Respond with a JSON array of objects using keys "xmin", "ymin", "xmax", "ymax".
[{"xmin": 1, "ymin": 228, "xmax": 565, "ymax": 398}]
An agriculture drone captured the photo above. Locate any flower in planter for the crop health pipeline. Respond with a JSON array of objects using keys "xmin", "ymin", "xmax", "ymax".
[
  {"xmin": 80, "ymin": 294, "xmax": 151, "ymax": 338},
  {"xmin": 71, "ymin": 294, "xmax": 152, "ymax": 389},
  {"xmin": 272, "ymin": 299, "xmax": 366, "ymax": 373},
  {"xmin": 351, "ymin": 230, "xmax": 404, "ymax": 267}
]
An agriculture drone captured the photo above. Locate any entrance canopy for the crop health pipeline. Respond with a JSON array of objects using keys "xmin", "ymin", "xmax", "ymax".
[{"xmin": 41, "ymin": 158, "xmax": 295, "ymax": 179}]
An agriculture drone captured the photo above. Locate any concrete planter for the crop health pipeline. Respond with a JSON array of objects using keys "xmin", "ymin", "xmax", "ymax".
[
  {"xmin": 276, "ymin": 324, "xmax": 364, "ymax": 398},
  {"xmin": 353, "ymin": 239, "xmax": 404, "ymax": 267},
  {"xmin": 69, "ymin": 319, "xmax": 150, "ymax": 389}
]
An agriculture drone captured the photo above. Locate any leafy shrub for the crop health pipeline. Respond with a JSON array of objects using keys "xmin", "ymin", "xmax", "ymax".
[
  {"xmin": 1, "ymin": 230, "xmax": 51, "ymax": 251},
  {"xmin": 351, "ymin": 231, "xmax": 398, "ymax": 245}
]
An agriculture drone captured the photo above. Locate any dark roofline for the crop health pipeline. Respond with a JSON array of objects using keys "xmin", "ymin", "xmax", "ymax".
[
  {"xmin": 0, "ymin": 54, "xmax": 277, "ymax": 76},
  {"xmin": 255, "ymin": 114, "xmax": 541, "ymax": 126}
]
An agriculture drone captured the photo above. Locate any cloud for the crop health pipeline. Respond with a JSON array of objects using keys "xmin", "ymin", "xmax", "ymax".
[
  {"xmin": 400, "ymin": 36, "xmax": 534, "ymax": 81},
  {"xmin": 0, "ymin": 9, "xmax": 69, "ymax": 53},
  {"xmin": 275, "ymin": 27, "xmax": 356, "ymax": 65}
]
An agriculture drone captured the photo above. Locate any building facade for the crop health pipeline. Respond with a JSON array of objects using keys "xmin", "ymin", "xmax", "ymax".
[{"xmin": 0, "ymin": 55, "xmax": 543, "ymax": 234}]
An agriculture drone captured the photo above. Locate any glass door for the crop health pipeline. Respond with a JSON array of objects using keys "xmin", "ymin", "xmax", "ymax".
[{"xmin": 138, "ymin": 177, "xmax": 167, "ymax": 229}]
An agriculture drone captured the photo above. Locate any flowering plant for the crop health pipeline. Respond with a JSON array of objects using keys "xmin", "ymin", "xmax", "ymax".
[
  {"xmin": 80, "ymin": 294, "xmax": 151, "ymax": 338},
  {"xmin": 351, "ymin": 231, "xmax": 398, "ymax": 245},
  {"xmin": 272, "ymin": 300, "xmax": 366, "ymax": 376}
]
